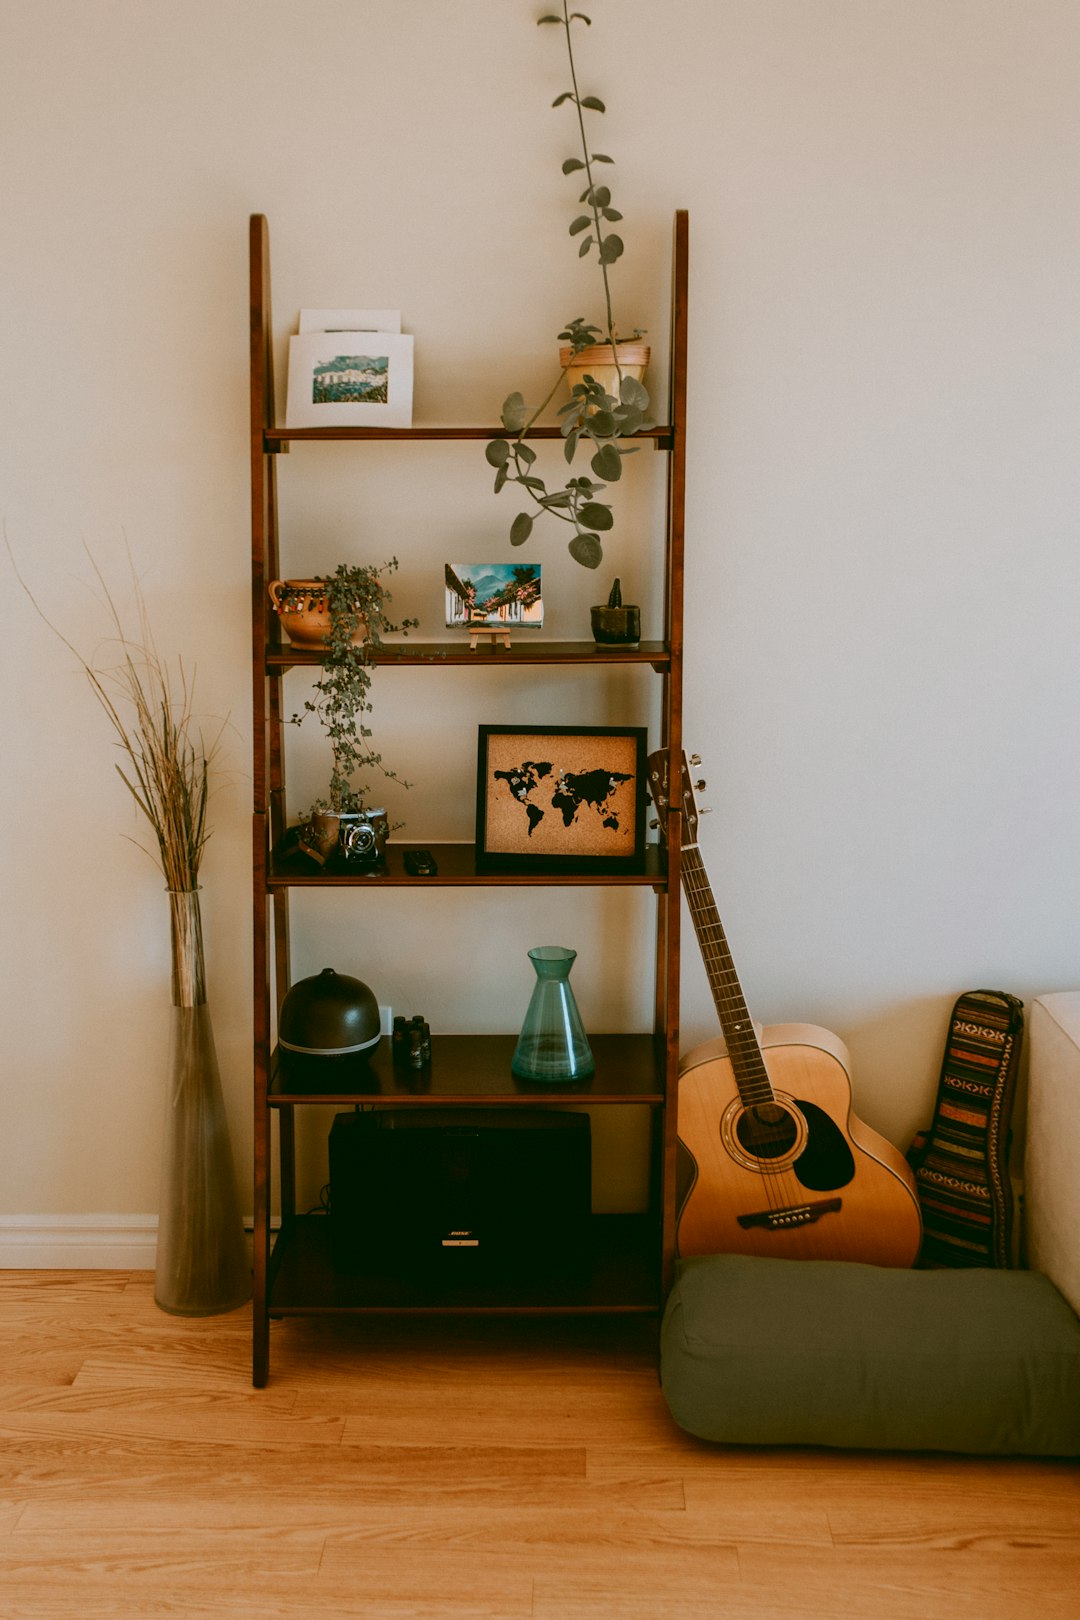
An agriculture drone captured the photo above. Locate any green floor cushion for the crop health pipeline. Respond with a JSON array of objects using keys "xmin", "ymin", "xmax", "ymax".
[{"xmin": 660, "ymin": 1253, "xmax": 1080, "ymax": 1455}]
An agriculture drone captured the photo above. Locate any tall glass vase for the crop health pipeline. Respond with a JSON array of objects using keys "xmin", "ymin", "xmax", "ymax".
[
  {"xmin": 155, "ymin": 888, "xmax": 250, "ymax": 1316},
  {"xmin": 511, "ymin": 945, "xmax": 594, "ymax": 1083}
]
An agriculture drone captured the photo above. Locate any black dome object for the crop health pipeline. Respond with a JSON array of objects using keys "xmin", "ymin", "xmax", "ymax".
[{"xmin": 279, "ymin": 968, "xmax": 381, "ymax": 1057}]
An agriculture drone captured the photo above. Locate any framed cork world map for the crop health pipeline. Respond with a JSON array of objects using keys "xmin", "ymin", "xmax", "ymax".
[{"xmin": 476, "ymin": 725, "xmax": 648, "ymax": 874}]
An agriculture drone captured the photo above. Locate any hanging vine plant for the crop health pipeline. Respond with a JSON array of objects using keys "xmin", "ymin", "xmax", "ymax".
[
  {"xmin": 287, "ymin": 559, "xmax": 418, "ymax": 815},
  {"xmin": 487, "ymin": 1, "xmax": 653, "ymax": 569}
]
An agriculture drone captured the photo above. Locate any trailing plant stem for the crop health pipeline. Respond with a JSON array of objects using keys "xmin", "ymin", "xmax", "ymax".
[
  {"xmin": 516, "ymin": 354, "xmax": 577, "ymax": 452},
  {"xmin": 561, "ymin": 0, "xmax": 619, "ymax": 370}
]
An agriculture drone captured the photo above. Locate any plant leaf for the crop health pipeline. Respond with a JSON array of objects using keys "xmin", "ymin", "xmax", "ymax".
[
  {"xmin": 502, "ymin": 393, "xmax": 528, "ymax": 432},
  {"xmin": 515, "ymin": 441, "xmax": 537, "ymax": 465},
  {"xmin": 591, "ymin": 444, "xmax": 622, "ymax": 481},
  {"xmin": 580, "ymin": 96, "xmax": 605, "ymax": 112},
  {"xmin": 578, "ymin": 237, "xmax": 594, "ymax": 257},
  {"xmin": 494, "ymin": 466, "xmax": 508, "ymax": 493},
  {"xmin": 579, "ymin": 502, "xmax": 614, "ymax": 531},
  {"xmin": 537, "ymin": 14, "xmax": 562, "ymax": 23},
  {"xmin": 586, "ymin": 408, "xmax": 616, "ymax": 437},
  {"xmin": 510, "ymin": 513, "xmax": 534, "ymax": 546},
  {"xmin": 569, "ymin": 532, "xmax": 603, "ymax": 568},
  {"xmin": 599, "ymin": 234, "xmax": 624, "ymax": 264},
  {"xmin": 602, "ymin": 207, "xmax": 623, "ymax": 221},
  {"xmin": 591, "ymin": 152, "xmax": 614, "ymax": 163},
  {"xmin": 486, "ymin": 437, "xmax": 511, "ymax": 467},
  {"xmin": 562, "ymin": 157, "xmax": 586, "ymax": 174},
  {"xmin": 620, "ymin": 375, "xmax": 649, "ymax": 408},
  {"xmin": 569, "ymin": 214, "xmax": 591, "ymax": 235},
  {"xmin": 552, "ymin": 92, "xmax": 574, "ymax": 106},
  {"xmin": 591, "ymin": 185, "xmax": 611, "ymax": 207},
  {"xmin": 564, "ymin": 429, "xmax": 581, "ymax": 462}
]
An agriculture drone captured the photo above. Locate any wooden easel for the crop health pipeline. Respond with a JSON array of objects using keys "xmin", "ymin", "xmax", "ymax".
[{"xmin": 467, "ymin": 622, "xmax": 512, "ymax": 650}]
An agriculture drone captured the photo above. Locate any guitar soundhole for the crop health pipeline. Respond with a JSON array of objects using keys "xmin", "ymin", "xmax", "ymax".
[{"xmin": 736, "ymin": 1103, "xmax": 799, "ymax": 1161}]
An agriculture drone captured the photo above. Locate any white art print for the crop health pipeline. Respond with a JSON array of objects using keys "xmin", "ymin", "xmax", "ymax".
[
  {"xmin": 286, "ymin": 331, "xmax": 414, "ymax": 427},
  {"xmin": 297, "ymin": 309, "xmax": 402, "ymax": 334}
]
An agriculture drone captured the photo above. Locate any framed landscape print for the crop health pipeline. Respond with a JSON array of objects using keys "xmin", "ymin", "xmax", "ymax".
[
  {"xmin": 285, "ymin": 330, "xmax": 414, "ymax": 427},
  {"xmin": 476, "ymin": 725, "xmax": 647, "ymax": 874},
  {"xmin": 445, "ymin": 563, "xmax": 544, "ymax": 630}
]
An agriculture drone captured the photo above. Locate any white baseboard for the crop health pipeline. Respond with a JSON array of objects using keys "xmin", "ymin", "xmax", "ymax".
[
  {"xmin": 0, "ymin": 1216, "xmax": 265, "ymax": 1270},
  {"xmin": 0, "ymin": 1216, "xmax": 160, "ymax": 1269}
]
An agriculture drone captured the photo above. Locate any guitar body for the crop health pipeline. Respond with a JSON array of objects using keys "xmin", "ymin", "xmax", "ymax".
[
  {"xmin": 646, "ymin": 747, "xmax": 922, "ymax": 1271},
  {"xmin": 677, "ymin": 1023, "xmax": 922, "ymax": 1267}
]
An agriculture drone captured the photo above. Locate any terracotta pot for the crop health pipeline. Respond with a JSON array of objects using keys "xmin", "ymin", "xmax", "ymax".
[
  {"xmin": 558, "ymin": 341, "xmax": 650, "ymax": 403},
  {"xmin": 296, "ymin": 809, "xmax": 342, "ymax": 866},
  {"xmin": 268, "ymin": 580, "xmax": 366, "ymax": 649}
]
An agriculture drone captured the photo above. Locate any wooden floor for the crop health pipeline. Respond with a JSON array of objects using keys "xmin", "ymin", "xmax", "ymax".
[{"xmin": 0, "ymin": 1272, "xmax": 1077, "ymax": 1619}]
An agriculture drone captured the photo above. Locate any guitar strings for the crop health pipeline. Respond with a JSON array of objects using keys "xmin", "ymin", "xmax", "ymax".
[{"xmin": 681, "ymin": 850, "xmax": 801, "ymax": 1215}]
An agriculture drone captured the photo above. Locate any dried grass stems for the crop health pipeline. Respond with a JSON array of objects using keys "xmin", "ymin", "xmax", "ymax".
[{"xmin": 9, "ymin": 539, "xmax": 223, "ymax": 895}]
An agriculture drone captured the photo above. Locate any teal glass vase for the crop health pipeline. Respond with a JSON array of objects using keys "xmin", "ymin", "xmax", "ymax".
[{"xmin": 511, "ymin": 946, "xmax": 594, "ymax": 1083}]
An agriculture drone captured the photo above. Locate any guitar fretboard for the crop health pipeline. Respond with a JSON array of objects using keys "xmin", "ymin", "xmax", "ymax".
[{"xmin": 681, "ymin": 845, "xmax": 776, "ymax": 1107}]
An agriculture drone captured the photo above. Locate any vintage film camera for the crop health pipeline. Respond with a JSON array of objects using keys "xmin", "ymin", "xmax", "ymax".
[
  {"xmin": 295, "ymin": 806, "xmax": 389, "ymax": 870},
  {"xmin": 337, "ymin": 807, "xmax": 389, "ymax": 868}
]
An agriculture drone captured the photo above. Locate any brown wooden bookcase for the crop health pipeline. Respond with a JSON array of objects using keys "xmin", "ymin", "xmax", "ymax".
[{"xmin": 248, "ymin": 211, "xmax": 687, "ymax": 1385}]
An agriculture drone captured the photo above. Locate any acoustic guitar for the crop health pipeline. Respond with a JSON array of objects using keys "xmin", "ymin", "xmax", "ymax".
[{"xmin": 648, "ymin": 749, "xmax": 921, "ymax": 1267}]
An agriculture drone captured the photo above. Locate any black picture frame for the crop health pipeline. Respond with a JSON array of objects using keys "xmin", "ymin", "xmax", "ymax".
[{"xmin": 475, "ymin": 724, "xmax": 648, "ymax": 874}]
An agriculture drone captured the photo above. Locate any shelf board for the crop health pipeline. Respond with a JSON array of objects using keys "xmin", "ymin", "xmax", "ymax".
[
  {"xmin": 264, "ymin": 424, "xmax": 673, "ymax": 450},
  {"xmin": 268, "ymin": 1212, "xmax": 660, "ymax": 1315},
  {"xmin": 269, "ymin": 1032, "xmax": 666, "ymax": 1106},
  {"xmin": 266, "ymin": 639, "xmax": 670, "ymax": 670},
  {"xmin": 268, "ymin": 841, "xmax": 667, "ymax": 889}
]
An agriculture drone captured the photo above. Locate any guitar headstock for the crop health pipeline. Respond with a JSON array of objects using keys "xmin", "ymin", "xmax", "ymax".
[{"xmin": 646, "ymin": 749, "xmax": 705, "ymax": 848}]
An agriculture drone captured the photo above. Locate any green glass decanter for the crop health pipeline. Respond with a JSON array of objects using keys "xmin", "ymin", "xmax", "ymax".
[{"xmin": 511, "ymin": 945, "xmax": 594, "ymax": 1083}]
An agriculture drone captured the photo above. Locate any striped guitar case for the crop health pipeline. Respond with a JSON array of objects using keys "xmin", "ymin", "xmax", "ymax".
[{"xmin": 908, "ymin": 989, "xmax": 1024, "ymax": 1268}]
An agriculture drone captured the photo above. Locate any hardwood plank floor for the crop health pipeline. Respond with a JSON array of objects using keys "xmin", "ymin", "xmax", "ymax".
[{"xmin": 0, "ymin": 1271, "xmax": 1076, "ymax": 1619}]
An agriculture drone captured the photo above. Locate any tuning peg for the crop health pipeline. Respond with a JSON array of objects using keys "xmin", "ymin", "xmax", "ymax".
[
  {"xmin": 689, "ymin": 753, "xmax": 702, "ymax": 766},
  {"xmin": 699, "ymin": 806, "xmax": 713, "ymax": 815},
  {"xmin": 695, "ymin": 778, "xmax": 707, "ymax": 792},
  {"xmin": 649, "ymin": 819, "xmax": 659, "ymax": 830}
]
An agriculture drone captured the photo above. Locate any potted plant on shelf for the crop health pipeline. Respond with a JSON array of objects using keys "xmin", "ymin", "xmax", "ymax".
[
  {"xmin": 487, "ymin": 1, "xmax": 653, "ymax": 570},
  {"xmin": 272, "ymin": 558, "xmax": 418, "ymax": 867}
]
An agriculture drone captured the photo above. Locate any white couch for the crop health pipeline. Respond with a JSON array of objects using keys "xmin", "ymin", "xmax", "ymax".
[{"xmin": 1025, "ymin": 992, "xmax": 1080, "ymax": 1316}]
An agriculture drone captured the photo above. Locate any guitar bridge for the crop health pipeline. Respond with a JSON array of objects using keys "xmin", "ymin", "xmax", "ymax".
[{"xmin": 737, "ymin": 1196, "xmax": 842, "ymax": 1232}]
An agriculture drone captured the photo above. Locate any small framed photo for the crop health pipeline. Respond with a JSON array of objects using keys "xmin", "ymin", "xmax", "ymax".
[
  {"xmin": 286, "ymin": 330, "xmax": 414, "ymax": 427},
  {"xmin": 476, "ymin": 725, "xmax": 647, "ymax": 874},
  {"xmin": 445, "ymin": 563, "xmax": 544, "ymax": 630}
]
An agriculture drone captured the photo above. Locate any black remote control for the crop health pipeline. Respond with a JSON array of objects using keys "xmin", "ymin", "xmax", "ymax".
[{"xmin": 403, "ymin": 848, "xmax": 438, "ymax": 876}]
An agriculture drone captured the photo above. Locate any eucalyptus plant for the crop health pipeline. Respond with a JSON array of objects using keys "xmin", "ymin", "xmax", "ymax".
[
  {"xmin": 486, "ymin": 0, "xmax": 653, "ymax": 570},
  {"xmin": 289, "ymin": 559, "xmax": 418, "ymax": 815}
]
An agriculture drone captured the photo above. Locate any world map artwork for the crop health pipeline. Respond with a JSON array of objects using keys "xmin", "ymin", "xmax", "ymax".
[
  {"xmin": 494, "ymin": 760, "xmax": 632, "ymax": 840},
  {"xmin": 481, "ymin": 731, "xmax": 642, "ymax": 861}
]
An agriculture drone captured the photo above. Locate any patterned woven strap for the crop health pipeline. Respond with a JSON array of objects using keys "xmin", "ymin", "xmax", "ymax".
[{"xmin": 909, "ymin": 989, "xmax": 1024, "ymax": 1269}]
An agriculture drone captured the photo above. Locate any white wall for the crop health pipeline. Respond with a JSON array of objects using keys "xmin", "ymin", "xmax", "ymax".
[{"xmin": 2, "ymin": 1, "xmax": 1078, "ymax": 1244}]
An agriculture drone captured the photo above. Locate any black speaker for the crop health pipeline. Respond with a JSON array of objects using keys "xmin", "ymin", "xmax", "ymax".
[{"xmin": 328, "ymin": 1107, "xmax": 591, "ymax": 1276}]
